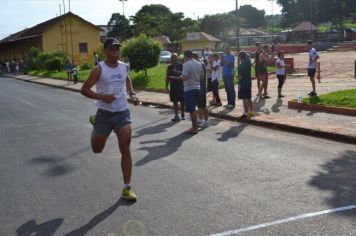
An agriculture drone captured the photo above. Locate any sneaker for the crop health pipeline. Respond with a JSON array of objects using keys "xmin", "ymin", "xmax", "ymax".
[
  {"xmin": 308, "ymin": 91, "xmax": 314, "ymax": 96},
  {"xmin": 247, "ymin": 111, "xmax": 255, "ymax": 119},
  {"xmin": 89, "ymin": 115, "xmax": 96, "ymax": 125},
  {"xmin": 197, "ymin": 119, "xmax": 203, "ymax": 126},
  {"xmin": 181, "ymin": 114, "xmax": 185, "ymax": 120},
  {"xmin": 200, "ymin": 121, "xmax": 209, "ymax": 128},
  {"xmin": 171, "ymin": 115, "xmax": 180, "ymax": 122},
  {"xmin": 215, "ymin": 102, "xmax": 222, "ymax": 107},
  {"xmin": 226, "ymin": 104, "xmax": 235, "ymax": 109},
  {"xmin": 310, "ymin": 92, "xmax": 317, "ymax": 96},
  {"xmin": 121, "ymin": 186, "xmax": 138, "ymax": 201}
]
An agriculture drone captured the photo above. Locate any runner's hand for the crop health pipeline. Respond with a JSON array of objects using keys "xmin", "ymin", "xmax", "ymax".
[{"xmin": 101, "ymin": 94, "xmax": 116, "ymax": 104}]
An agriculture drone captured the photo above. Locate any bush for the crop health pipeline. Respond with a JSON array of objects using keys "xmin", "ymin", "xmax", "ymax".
[
  {"xmin": 45, "ymin": 56, "xmax": 63, "ymax": 71},
  {"xmin": 80, "ymin": 62, "xmax": 92, "ymax": 70},
  {"xmin": 121, "ymin": 34, "xmax": 162, "ymax": 77}
]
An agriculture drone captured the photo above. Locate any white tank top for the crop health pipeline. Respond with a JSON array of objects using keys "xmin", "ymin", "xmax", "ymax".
[{"xmin": 95, "ymin": 61, "xmax": 129, "ymax": 112}]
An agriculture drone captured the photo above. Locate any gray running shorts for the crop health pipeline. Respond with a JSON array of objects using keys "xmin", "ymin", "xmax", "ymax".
[{"xmin": 93, "ymin": 109, "xmax": 131, "ymax": 136}]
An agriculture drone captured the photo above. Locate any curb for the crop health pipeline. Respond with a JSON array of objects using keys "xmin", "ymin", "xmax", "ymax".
[
  {"xmin": 4, "ymin": 74, "xmax": 356, "ymax": 144},
  {"xmin": 288, "ymin": 101, "xmax": 356, "ymax": 117}
]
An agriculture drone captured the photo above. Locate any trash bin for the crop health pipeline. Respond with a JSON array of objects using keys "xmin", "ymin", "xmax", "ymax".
[{"xmin": 284, "ymin": 57, "xmax": 294, "ymax": 73}]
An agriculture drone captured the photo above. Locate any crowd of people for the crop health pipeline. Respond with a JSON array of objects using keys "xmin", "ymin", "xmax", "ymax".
[
  {"xmin": 165, "ymin": 40, "xmax": 319, "ymax": 133},
  {"xmin": 0, "ymin": 60, "xmax": 22, "ymax": 74}
]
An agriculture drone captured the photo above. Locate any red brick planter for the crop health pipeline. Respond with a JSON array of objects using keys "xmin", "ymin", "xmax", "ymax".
[{"xmin": 288, "ymin": 101, "xmax": 356, "ymax": 117}]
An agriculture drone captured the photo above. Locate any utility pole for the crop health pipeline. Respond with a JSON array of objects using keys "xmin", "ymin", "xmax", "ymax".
[
  {"xmin": 119, "ymin": 0, "xmax": 128, "ymax": 17},
  {"xmin": 236, "ymin": 0, "xmax": 240, "ymax": 54}
]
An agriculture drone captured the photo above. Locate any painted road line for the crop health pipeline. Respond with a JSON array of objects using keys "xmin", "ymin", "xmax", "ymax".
[{"xmin": 210, "ymin": 205, "xmax": 356, "ymax": 236}]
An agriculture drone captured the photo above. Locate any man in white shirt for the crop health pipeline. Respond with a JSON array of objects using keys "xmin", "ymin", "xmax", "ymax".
[
  {"xmin": 81, "ymin": 38, "xmax": 139, "ymax": 201},
  {"xmin": 307, "ymin": 40, "xmax": 319, "ymax": 96}
]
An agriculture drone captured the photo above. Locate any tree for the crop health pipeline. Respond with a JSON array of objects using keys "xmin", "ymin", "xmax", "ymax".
[
  {"xmin": 131, "ymin": 4, "xmax": 199, "ymax": 41},
  {"xmin": 199, "ymin": 13, "xmax": 236, "ymax": 40},
  {"xmin": 239, "ymin": 5, "xmax": 267, "ymax": 28},
  {"xmin": 121, "ymin": 34, "xmax": 162, "ymax": 77},
  {"xmin": 277, "ymin": 0, "xmax": 314, "ymax": 27},
  {"xmin": 107, "ymin": 13, "xmax": 133, "ymax": 41}
]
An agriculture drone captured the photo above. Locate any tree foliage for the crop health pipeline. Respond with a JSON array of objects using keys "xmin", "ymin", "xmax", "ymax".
[
  {"xmin": 277, "ymin": 0, "xmax": 356, "ymax": 28},
  {"xmin": 131, "ymin": 4, "xmax": 198, "ymax": 41},
  {"xmin": 121, "ymin": 34, "xmax": 162, "ymax": 77},
  {"xmin": 239, "ymin": 5, "xmax": 267, "ymax": 28},
  {"xmin": 107, "ymin": 13, "xmax": 133, "ymax": 41}
]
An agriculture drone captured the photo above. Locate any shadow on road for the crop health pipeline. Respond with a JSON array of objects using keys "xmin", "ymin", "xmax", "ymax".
[
  {"xmin": 27, "ymin": 146, "xmax": 91, "ymax": 177},
  {"xmin": 309, "ymin": 150, "xmax": 356, "ymax": 215},
  {"xmin": 216, "ymin": 124, "xmax": 247, "ymax": 142},
  {"xmin": 64, "ymin": 198, "xmax": 134, "ymax": 236},
  {"xmin": 253, "ymin": 97, "xmax": 269, "ymax": 114},
  {"xmin": 16, "ymin": 218, "xmax": 64, "ymax": 236},
  {"xmin": 135, "ymin": 132, "xmax": 193, "ymax": 166},
  {"xmin": 132, "ymin": 121, "xmax": 178, "ymax": 138},
  {"xmin": 16, "ymin": 198, "xmax": 134, "ymax": 236}
]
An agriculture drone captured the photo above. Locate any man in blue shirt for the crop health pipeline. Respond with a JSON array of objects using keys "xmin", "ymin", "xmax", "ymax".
[{"xmin": 220, "ymin": 46, "xmax": 236, "ymax": 109}]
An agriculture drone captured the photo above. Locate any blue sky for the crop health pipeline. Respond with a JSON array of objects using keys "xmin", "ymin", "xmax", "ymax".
[{"xmin": 0, "ymin": 0, "xmax": 281, "ymax": 39}]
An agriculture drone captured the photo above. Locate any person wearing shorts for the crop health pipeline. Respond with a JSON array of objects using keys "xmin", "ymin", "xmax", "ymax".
[
  {"xmin": 166, "ymin": 53, "xmax": 185, "ymax": 121},
  {"xmin": 259, "ymin": 45, "xmax": 276, "ymax": 99},
  {"xmin": 193, "ymin": 52, "xmax": 209, "ymax": 128},
  {"xmin": 237, "ymin": 51, "xmax": 253, "ymax": 118},
  {"xmin": 307, "ymin": 40, "xmax": 319, "ymax": 96},
  {"xmin": 253, "ymin": 42, "xmax": 263, "ymax": 97},
  {"xmin": 181, "ymin": 50, "xmax": 204, "ymax": 134},
  {"xmin": 81, "ymin": 38, "xmax": 140, "ymax": 201},
  {"xmin": 276, "ymin": 51, "xmax": 287, "ymax": 98}
]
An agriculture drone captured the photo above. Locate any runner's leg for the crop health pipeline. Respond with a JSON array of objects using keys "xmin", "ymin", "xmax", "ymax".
[{"xmin": 116, "ymin": 124, "xmax": 132, "ymax": 185}]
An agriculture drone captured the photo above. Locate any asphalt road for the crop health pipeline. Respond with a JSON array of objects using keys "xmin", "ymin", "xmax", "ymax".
[{"xmin": 1, "ymin": 76, "xmax": 356, "ymax": 236}]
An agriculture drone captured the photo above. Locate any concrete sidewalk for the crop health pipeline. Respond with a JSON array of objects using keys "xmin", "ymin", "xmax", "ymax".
[{"xmin": 3, "ymin": 72, "xmax": 356, "ymax": 144}]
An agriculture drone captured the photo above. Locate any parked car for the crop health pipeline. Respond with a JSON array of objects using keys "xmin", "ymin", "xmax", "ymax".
[{"xmin": 159, "ymin": 51, "xmax": 172, "ymax": 63}]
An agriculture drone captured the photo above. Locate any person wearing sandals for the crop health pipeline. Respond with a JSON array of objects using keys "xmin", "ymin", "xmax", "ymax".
[
  {"xmin": 276, "ymin": 51, "xmax": 287, "ymax": 98},
  {"xmin": 181, "ymin": 50, "xmax": 204, "ymax": 134},
  {"xmin": 259, "ymin": 45, "xmax": 276, "ymax": 99},
  {"xmin": 237, "ymin": 51, "xmax": 254, "ymax": 118},
  {"xmin": 166, "ymin": 53, "xmax": 185, "ymax": 122}
]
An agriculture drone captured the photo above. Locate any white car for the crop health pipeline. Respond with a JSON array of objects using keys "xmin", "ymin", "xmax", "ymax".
[{"xmin": 159, "ymin": 51, "xmax": 172, "ymax": 63}]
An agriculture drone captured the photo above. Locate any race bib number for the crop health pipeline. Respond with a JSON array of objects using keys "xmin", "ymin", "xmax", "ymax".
[{"xmin": 110, "ymin": 85, "xmax": 125, "ymax": 99}]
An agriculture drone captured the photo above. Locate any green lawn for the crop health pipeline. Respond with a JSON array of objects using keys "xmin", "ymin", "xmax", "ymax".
[
  {"xmin": 28, "ymin": 69, "xmax": 91, "ymax": 82},
  {"xmin": 28, "ymin": 63, "xmax": 275, "ymax": 92},
  {"xmin": 302, "ymin": 89, "xmax": 356, "ymax": 109}
]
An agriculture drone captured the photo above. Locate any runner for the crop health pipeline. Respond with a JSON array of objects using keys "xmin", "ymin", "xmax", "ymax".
[
  {"xmin": 81, "ymin": 38, "xmax": 139, "ymax": 201},
  {"xmin": 253, "ymin": 42, "xmax": 263, "ymax": 97},
  {"xmin": 307, "ymin": 40, "xmax": 319, "ymax": 96},
  {"xmin": 165, "ymin": 53, "xmax": 185, "ymax": 121},
  {"xmin": 276, "ymin": 51, "xmax": 287, "ymax": 98},
  {"xmin": 193, "ymin": 52, "xmax": 209, "ymax": 128},
  {"xmin": 181, "ymin": 50, "xmax": 204, "ymax": 134}
]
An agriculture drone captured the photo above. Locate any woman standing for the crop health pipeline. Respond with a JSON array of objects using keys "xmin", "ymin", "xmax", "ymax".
[
  {"xmin": 259, "ymin": 45, "xmax": 276, "ymax": 99},
  {"xmin": 65, "ymin": 60, "xmax": 73, "ymax": 84},
  {"xmin": 237, "ymin": 51, "xmax": 254, "ymax": 118},
  {"xmin": 276, "ymin": 51, "xmax": 287, "ymax": 98}
]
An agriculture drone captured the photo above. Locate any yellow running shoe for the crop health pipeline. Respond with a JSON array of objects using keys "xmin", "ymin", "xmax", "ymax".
[
  {"xmin": 122, "ymin": 187, "xmax": 138, "ymax": 201},
  {"xmin": 89, "ymin": 115, "xmax": 96, "ymax": 125},
  {"xmin": 247, "ymin": 111, "xmax": 255, "ymax": 119}
]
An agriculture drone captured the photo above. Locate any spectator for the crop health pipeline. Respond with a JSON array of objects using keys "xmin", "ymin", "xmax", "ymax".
[
  {"xmin": 193, "ymin": 52, "xmax": 209, "ymax": 128},
  {"xmin": 65, "ymin": 60, "xmax": 73, "ymax": 84},
  {"xmin": 181, "ymin": 50, "xmax": 204, "ymax": 134},
  {"xmin": 165, "ymin": 53, "xmax": 185, "ymax": 121},
  {"xmin": 93, "ymin": 52, "xmax": 99, "ymax": 66},
  {"xmin": 211, "ymin": 54, "xmax": 222, "ymax": 106},
  {"xmin": 237, "ymin": 51, "xmax": 254, "ymax": 118},
  {"xmin": 307, "ymin": 40, "xmax": 319, "ymax": 96},
  {"xmin": 205, "ymin": 54, "xmax": 214, "ymax": 104},
  {"xmin": 259, "ymin": 45, "xmax": 276, "ymax": 99},
  {"xmin": 253, "ymin": 42, "xmax": 263, "ymax": 97},
  {"xmin": 72, "ymin": 60, "xmax": 78, "ymax": 84},
  {"xmin": 220, "ymin": 46, "xmax": 236, "ymax": 109},
  {"xmin": 276, "ymin": 51, "xmax": 287, "ymax": 98}
]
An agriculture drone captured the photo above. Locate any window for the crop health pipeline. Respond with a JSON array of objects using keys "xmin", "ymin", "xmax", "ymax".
[{"xmin": 79, "ymin": 43, "xmax": 88, "ymax": 53}]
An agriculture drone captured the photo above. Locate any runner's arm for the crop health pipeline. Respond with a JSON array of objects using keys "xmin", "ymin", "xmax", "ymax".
[{"xmin": 126, "ymin": 73, "xmax": 140, "ymax": 105}]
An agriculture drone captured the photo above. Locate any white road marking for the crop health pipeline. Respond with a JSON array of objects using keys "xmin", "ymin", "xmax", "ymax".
[{"xmin": 210, "ymin": 205, "xmax": 356, "ymax": 236}]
